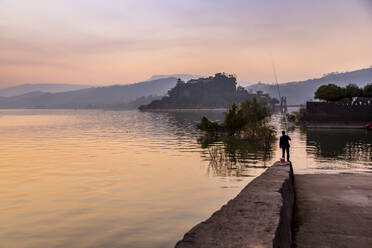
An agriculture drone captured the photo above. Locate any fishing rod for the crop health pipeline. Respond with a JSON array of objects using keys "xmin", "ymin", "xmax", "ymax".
[
  {"xmin": 272, "ymin": 61, "xmax": 281, "ymax": 100},
  {"xmin": 271, "ymin": 60, "xmax": 289, "ymax": 132}
]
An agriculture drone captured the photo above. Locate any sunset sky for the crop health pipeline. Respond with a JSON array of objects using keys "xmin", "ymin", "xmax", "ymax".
[{"xmin": 1, "ymin": 0, "xmax": 372, "ymax": 87}]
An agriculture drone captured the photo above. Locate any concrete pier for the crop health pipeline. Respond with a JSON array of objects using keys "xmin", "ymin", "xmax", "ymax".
[
  {"xmin": 175, "ymin": 162, "xmax": 294, "ymax": 248},
  {"xmin": 294, "ymin": 174, "xmax": 372, "ymax": 248},
  {"xmin": 175, "ymin": 164, "xmax": 372, "ymax": 248}
]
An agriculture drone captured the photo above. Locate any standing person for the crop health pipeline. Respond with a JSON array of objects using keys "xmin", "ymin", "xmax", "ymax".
[{"xmin": 280, "ymin": 131, "xmax": 291, "ymax": 161}]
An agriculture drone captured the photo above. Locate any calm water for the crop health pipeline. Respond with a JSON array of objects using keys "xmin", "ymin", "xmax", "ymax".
[{"xmin": 0, "ymin": 109, "xmax": 371, "ymax": 248}]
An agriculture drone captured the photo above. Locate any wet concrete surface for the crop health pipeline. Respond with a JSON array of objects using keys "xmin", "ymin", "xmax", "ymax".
[{"xmin": 294, "ymin": 174, "xmax": 372, "ymax": 248}]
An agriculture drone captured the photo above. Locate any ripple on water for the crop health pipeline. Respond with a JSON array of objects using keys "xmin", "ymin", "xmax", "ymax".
[{"xmin": 0, "ymin": 109, "xmax": 371, "ymax": 248}]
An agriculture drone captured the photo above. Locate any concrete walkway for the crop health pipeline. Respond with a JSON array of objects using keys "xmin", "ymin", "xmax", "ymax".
[
  {"xmin": 175, "ymin": 163, "xmax": 294, "ymax": 248},
  {"xmin": 294, "ymin": 174, "xmax": 372, "ymax": 248}
]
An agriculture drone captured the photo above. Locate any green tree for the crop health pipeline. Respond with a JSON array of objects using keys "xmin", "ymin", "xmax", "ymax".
[
  {"xmin": 363, "ymin": 83, "xmax": 372, "ymax": 97},
  {"xmin": 223, "ymin": 104, "xmax": 245, "ymax": 135},
  {"xmin": 239, "ymin": 97, "xmax": 270, "ymax": 124},
  {"xmin": 197, "ymin": 98, "xmax": 272, "ymax": 139},
  {"xmin": 314, "ymin": 84, "xmax": 344, "ymax": 102},
  {"xmin": 140, "ymin": 73, "xmax": 277, "ymax": 110},
  {"xmin": 345, "ymin": 84, "xmax": 363, "ymax": 99},
  {"xmin": 197, "ymin": 116, "xmax": 221, "ymax": 134}
]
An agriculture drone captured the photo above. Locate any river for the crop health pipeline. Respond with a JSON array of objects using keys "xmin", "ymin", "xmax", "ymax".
[{"xmin": 0, "ymin": 109, "xmax": 371, "ymax": 247}]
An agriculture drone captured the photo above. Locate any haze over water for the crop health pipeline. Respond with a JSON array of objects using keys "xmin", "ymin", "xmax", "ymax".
[{"xmin": 1, "ymin": 109, "xmax": 371, "ymax": 248}]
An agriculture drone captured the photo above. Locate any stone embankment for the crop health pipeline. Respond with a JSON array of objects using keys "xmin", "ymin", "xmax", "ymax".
[
  {"xmin": 175, "ymin": 162, "xmax": 295, "ymax": 248},
  {"xmin": 306, "ymin": 101, "xmax": 372, "ymax": 125}
]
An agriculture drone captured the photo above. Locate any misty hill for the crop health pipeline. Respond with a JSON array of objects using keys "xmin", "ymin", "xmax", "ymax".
[
  {"xmin": 0, "ymin": 78, "xmax": 178, "ymax": 109},
  {"xmin": 140, "ymin": 73, "xmax": 277, "ymax": 110},
  {"xmin": 148, "ymin": 74, "xmax": 203, "ymax": 82},
  {"xmin": 0, "ymin": 84, "xmax": 92, "ymax": 97},
  {"xmin": 246, "ymin": 67, "xmax": 372, "ymax": 105}
]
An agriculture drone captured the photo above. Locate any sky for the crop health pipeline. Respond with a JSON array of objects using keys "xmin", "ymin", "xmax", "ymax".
[{"xmin": 0, "ymin": 0, "xmax": 372, "ymax": 87}]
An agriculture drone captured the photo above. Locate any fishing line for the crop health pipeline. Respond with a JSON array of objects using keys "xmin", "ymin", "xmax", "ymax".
[{"xmin": 271, "ymin": 58, "xmax": 289, "ymax": 133}]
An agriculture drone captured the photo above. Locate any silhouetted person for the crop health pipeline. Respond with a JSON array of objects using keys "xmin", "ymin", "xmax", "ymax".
[{"xmin": 280, "ymin": 131, "xmax": 291, "ymax": 161}]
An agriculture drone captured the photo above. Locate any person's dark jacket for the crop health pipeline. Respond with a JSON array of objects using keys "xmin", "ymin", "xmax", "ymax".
[{"xmin": 280, "ymin": 135, "xmax": 291, "ymax": 148}]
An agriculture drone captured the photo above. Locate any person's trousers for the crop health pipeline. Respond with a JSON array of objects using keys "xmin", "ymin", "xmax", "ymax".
[{"xmin": 282, "ymin": 147, "xmax": 290, "ymax": 161}]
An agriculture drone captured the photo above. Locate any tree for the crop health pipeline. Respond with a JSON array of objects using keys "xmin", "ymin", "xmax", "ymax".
[
  {"xmin": 140, "ymin": 73, "xmax": 277, "ymax": 110},
  {"xmin": 198, "ymin": 98, "xmax": 272, "ymax": 138},
  {"xmin": 239, "ymin": 97, "xmax": 270, "ymax": 124},
  {"xmin": 314, "ymin": 84, "xmax": 344, "ymax": 102},
  {"xmin": 223, "ymin": 104, "xmax": 245, "ymax": 135},
  {"xmin": 345, "ymin": 84, "xmax": 363, "ymax": 99},
  {"xmin": 363, "ymin": 83, "xmax": 372, "ymax": 98}
]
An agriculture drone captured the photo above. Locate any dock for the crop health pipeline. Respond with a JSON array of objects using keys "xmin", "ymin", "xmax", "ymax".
[{"xmin": 175, "ymin": 163, "xmax": 372, "ymax": 247}]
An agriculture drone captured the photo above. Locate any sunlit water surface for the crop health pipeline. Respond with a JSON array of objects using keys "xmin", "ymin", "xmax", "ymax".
[{"xmin": 0, "ymin": 109, "xmax": 371, "ymax": 248}]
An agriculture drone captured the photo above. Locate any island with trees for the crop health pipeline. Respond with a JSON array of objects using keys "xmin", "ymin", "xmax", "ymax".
[{"xmin": 139, "ymin": 73, "xmax": 278, "ymax": 110}]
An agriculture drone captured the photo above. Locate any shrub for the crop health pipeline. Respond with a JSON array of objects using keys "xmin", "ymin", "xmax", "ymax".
[
  {"xmin": 197, "ymin": 116, "xmax": 221, "ymax": 134},
  {"xmin": 239, "ymin": 97, "xmax": 271, "ymax": 124},
  {"xmin": 223, "ymin": 104, "xmax": 245, "ymax": 135},
  {"xmin": 197, "ymin": 98, "xmax": 274, "ymax": 139}
]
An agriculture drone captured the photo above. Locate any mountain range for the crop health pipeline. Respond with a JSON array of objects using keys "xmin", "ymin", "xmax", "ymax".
[
  {"xmin": 1, "ymin": 68, "xmax": 372, "ymax": 109},
  {"xmin": 0, "ymin": 78, "xmax": 178, "ymax": 109},
  {"xmin": 246, "ymin": 67, "xmax": 372, "ymax": 104},
  {"xmin": 0, "ymin": 84, "xmax": 92, "ymax": 97}
]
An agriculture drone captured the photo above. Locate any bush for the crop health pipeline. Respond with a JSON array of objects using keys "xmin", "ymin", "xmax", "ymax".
[
  {"xmin": 197, "ymin": 98, "xmax": 274, "ymax": 140},
  {"xmin": 197, "ymin": 116, "xmax": 221, "ymax": 134},
  {"xmin": 223, "ymin": 104, "xmax": 245, "ymax": 135},
  {"xmin": 239, "ymin": 97, "xmax": 271, "ymax": 124}
]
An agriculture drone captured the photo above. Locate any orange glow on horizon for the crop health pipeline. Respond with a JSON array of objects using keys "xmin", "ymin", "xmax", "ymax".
[{"xmin": 0, "ymin": 0, "xmax": 371, "ymax": 87}]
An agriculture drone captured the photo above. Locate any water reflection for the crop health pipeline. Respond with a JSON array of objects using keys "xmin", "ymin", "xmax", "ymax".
[
  {"xmin": 159, "ymin": 110, "xmax": 372, "ymax": 174},
  {"xmin": 1, "ymin": 109, "xmax": 372, "ymax": 248},
  {"xmin": 198, "ymin": 135, "xmax": 275, "ymax": 177},
  {"xmin": 0, "ymin": 109, "xmax": 259, "ymax": 248},
  {"xmin": 307, "ymin": 129, "xmax": 372, "ymax": 163},
  {"xmin": 138, "ymin": 110, "xmax": 275, "ymax": 177}
]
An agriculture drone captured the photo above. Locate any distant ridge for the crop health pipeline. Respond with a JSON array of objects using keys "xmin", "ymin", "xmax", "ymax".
[
  {"xmin": 0, "ymin": 84, "xmax": 92, "ymax": 97},
  {"xmin": 0, "ymin": 78, "xmax": 178, "ymax": 109},
  {"xmin": 2, "ymin": 67, "xmax": 371, "ymax": 108},
  {"xmin": 148, "ymin": 74, "xmax": 203, "ymax": 82},
  {"xmin": 246, "ymin": 67, "xmax": 372, "ymax": 104}
]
